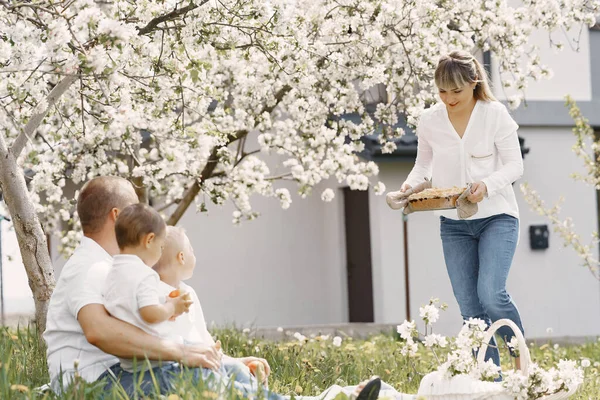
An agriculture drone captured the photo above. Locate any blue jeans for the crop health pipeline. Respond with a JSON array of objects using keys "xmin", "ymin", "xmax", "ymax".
[
  {"xmin": 440, "ymin": 213, "xmax": 525, "ymax": 367},
  {"xmin": 98, "ymin": 361, "xmax": 284, "ymax": 399},
  {"xmin": 222, "ymin": 358, "xmax": 255, "ymax": 386}
]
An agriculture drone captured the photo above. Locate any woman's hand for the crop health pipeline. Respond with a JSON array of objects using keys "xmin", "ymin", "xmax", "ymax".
[
  {"xmin": 386, "ymin": 184, "xmax": 411, "ymax": 210},
  {"xmin": 467, "ymin": 181, "xmax": 487, "ymax": 203},
  {"xmin": 400, "ymin": 183, "xmax": 412, "ymax": 193}
]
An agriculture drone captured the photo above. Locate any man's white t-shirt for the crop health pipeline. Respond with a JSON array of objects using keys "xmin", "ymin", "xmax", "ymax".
[
  {"xmin": 103, "ymin": 254, "xmax": 176, "ymax": 372},
  {"xmin": 158, "ymin": 281, "xmax": 214, "ymax": 345},
  {"xmin": 44, "ymin": 237, "xmax": 118, "ymax": 391}
]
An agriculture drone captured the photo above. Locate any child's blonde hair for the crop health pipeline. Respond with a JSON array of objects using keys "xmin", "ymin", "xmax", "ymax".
[
  {"xmin": 434, "ymin": 50, "xmax": 496, "ymax": 102},
  {"xmin": 153, "ymin": 226, "xmax": 187, "ymax": 271}
]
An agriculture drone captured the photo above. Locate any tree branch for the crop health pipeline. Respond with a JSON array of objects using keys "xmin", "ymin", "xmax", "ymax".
[
  {"xmin": 11, "ymin": 74, "xmax": 78, "ymax": 158},
  {"xmin": 166, "ymin": 147, "xmax": 219, "ymax": 226},
  {"xmin": 136, "ymin": 0, "xmax": 210, "ymax": 36},
  {"xmin": 132, "ymin": 176, "xmax": 149, "ymax": 204},
  {"xmin": 166, "ymin": 85, "xmax": 292, "ymax": 225}
]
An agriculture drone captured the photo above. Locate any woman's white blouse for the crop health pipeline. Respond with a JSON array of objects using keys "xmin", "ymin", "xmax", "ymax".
[{"xmin": 404, "ymin": 100, "xmax": 524, "ymax": 220}]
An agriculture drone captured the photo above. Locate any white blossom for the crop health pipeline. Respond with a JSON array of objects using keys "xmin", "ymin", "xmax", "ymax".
[
  {"xmin": 556, "ymin": 359, "xmax": 584, "ymax": 391},
  {"xmin": 332, "ymin": 336, "xmax": 342, "ymax": 347},
  {"xmin": 293, "ymin": 332, "xmax": 307, "ymax": 343},
  {"xmin": 471, "ymin": 359, "xmax": 501, "ymax": 382},
  {"xmin": 507, "ymin": 336, "xmax": 520, "ymax": 356},
  {"xmin": 419, "ymin": 304, "xmax": 440, "ymax": 325},
  {"xmin": 503, "ymin": 370, "xmax": 529, "ymax": 400},
  {"xmin": 396, "ymin": 320, "xmax": 417, "ymax": 340},
  {"xmin": 423, "ymin": 334, "xmax": 447, "ymax": 348},
  {"xmin": 321, "ymin": 188, "xmax": 335, "ymax": 202},
  {"xmin": 381, "ymin": 142, "xmax": 397, "ymax": 154},
  {"xmin": 275, "ymin": 188, "xmax": 292, "ymax": 209},
  {"xmin": 373, "ymin": 182, "xmax": 386, "ymax": 196},
  {"xmin": 347, "ymin": 174, "xmax": 369, "ymax": 191},
  {"xmin": 507, "ymin": 95, "xmax": 522, "ymax": 109},
  {"xmin": 581, "ymin": 359, "xmax": 591, "ymax": 368}
]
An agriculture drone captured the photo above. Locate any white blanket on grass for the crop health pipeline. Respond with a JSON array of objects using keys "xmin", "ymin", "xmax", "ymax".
[{"xmin": 293, "ymin": 381, "xmax": 416, "ymax": 400}]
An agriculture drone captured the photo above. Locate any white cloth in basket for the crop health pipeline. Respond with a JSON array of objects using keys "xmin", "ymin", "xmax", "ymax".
[
  {"xmin": 314, "ymin": 380, "xmax": 416, "ymax": 400},
  {"xmin": 417, "ymin": 371, "xmax": 512, "ymax": 400}
]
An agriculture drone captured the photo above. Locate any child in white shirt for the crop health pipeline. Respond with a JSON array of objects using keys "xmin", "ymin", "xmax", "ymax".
[
  {"xmin": 103, "ymin": 204, "xmax": 192, "ymax": 372},
  {"xmin": 153, "ymin": 226, "xmax": 270, "ymax": 385}
]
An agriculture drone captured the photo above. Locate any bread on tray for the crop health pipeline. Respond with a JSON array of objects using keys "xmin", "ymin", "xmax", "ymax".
[{"xmin": 406, "ymin": 186, "xmax": 467, "ymax": 212}]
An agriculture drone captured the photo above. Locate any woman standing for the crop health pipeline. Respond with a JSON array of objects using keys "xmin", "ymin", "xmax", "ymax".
[{"xmin": 389, "ymin": 50, "xmax": 525, "ymax": 367}]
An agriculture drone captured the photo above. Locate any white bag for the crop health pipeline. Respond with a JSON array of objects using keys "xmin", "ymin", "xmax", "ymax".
[{"xmin": 417, "ymin": 371, "xmax": 511, "ymax": 400}]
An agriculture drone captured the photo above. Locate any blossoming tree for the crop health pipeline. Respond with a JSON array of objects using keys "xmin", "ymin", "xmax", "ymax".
[{"xmin": 0, "ymin": 0, "xmax": 598, "ymax": 332}]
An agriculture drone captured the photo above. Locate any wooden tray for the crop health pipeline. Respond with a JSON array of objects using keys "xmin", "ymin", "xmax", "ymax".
[{"xmin": 405, "ymin": 187, "xmax": 466, "ymax": 212}]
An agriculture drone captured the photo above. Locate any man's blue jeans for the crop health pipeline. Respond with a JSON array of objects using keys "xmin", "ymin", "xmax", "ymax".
[
  {"xmin": 440, "ymin": 213, "xmax": 525, "ymax": 367},
  {"xmin": 221, "ymin": 357, "xmax": 255, "ymax": 386},
  {"xmin": 99, "ymin": 360, "xmax": 284, "ymax": 399}
]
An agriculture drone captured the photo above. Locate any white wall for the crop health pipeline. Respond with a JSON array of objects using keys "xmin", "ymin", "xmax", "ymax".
[
  {"xmin": 512, "ymin": 128, "xmax": 600, "ymax": 338},
  {"xmin": 492, "ymin": 27, "xmax": 592, "ymax": 101},
  {"xmin": 0, "ymin": 222, "xmax": 35, "ymax": 316},
  {"xmin": 370, "ymin": 128, "xmax": 600, "ymax": 338},
  {"xmin": 179, "ymin": 179, "xmax": 349, "ymax": 328}
]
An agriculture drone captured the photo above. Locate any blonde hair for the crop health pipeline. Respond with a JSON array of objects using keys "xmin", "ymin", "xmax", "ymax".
[
  {"xmin": 434, "ymin": 50, "xmax": 496, "ymax": 102},
  {"xmin": 153, "ymin": 226, "xmax": 187, "ymax": 271}
]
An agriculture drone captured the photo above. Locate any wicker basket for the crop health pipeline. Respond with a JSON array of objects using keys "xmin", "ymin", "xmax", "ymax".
[{"xmin": 417, "ymin": 319, "xmax": 580, "ymax": 400}]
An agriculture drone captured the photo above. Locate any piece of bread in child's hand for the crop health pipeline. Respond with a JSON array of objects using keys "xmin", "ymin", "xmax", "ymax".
[
  {"xmin": 248, "ymin": 360, "xmax": 265, "ymax": 376},
  {"xmin": 169, "ymin": 289, "xmax": 191, "ymax": 300}
]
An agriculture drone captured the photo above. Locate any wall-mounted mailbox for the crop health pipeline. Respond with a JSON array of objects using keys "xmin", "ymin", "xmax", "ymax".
[{"xmin": 529, "ymin": 225, "xmax": 549, "ymax": 250}]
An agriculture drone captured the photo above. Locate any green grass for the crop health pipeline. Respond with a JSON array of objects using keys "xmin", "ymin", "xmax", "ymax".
[{"xmin": 1, "ymin": 326, "xmax": 600, "ymax": 399}]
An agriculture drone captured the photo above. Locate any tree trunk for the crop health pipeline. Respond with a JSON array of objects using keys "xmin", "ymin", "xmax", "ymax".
[{"xmin": 0, "ymin": 134, "xmax": 55, "ymax": 334}]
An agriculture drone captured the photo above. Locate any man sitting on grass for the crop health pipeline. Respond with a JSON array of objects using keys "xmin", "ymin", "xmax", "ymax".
[{"xmin": 44, "ymin": 177, "xmax": 222, "ymax": 394}]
